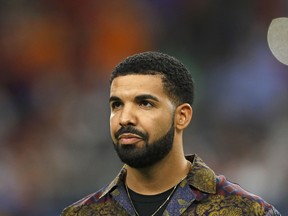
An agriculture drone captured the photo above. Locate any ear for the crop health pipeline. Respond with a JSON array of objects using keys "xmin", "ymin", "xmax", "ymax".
[{"xmin": 174, "ymin": 103, "xmax": 193, "ymax": 130}]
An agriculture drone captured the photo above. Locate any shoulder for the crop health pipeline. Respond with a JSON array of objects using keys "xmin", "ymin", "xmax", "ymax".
[
  {"xmin": 60, "ymin": 189, "xmax": 107, "ymax": 216},
  {"xmin": 61, "ymin": 189, "xmax": 128, "ymax": 216},
  {"xmin": 61, "ymin": 168, "xmax": 128, "ymax": 216},
  {"xmin": 211, "ymin": 175, "xmax": 281, "ymax": 215},
  {"xmin": 60, "ymin": 174, "xmax": 127, "ymax": 216},
  {"xmin": 186, "ymin": 154, "xmax": 280, "ymax": 215},
  {"xmin": 60, "ymin": 184, "xmax": 123, "ymax": 216}
]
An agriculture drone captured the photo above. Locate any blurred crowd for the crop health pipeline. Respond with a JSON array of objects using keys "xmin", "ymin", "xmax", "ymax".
[{"xmin": 0, "ymin": 0, "xmax": 287, "ymax": 215}]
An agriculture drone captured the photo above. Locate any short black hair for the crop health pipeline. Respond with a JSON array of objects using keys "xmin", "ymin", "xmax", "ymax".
[{"xmin": 110, "ymin": 51, "xmax": 195, "ymax": 106}]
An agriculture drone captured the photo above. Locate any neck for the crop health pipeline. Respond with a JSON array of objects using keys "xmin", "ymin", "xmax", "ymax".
[{"xmin": 125, "ymin": 143, "xmax": 190, "ymax": 195}]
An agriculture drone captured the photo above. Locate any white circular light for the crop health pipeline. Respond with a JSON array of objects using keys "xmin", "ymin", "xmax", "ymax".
[{"xmin": 267, "ymin": 17, "xmax": 288, "ymax": 66}]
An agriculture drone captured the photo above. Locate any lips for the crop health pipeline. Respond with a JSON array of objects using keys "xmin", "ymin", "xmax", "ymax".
[{"xmin": 118, "ymin": 133, "xmax": 143, "ymax": 145}]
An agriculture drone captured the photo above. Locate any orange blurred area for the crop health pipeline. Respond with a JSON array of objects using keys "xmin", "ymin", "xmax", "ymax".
[
  {"xmin": 0, "ymin": 0, "xmax": 154, "ymax": 79},
  {"xmin": 2, "ymin": 16, "xmax": 70, "ymax": 73},
  {"xmin": 86, "ymin": 1, "xmax": 154, "ymax": 72}
]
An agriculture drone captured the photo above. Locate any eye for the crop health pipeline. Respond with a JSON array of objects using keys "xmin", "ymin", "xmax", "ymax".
[
  {"xmin": 139, "ymin": 100, "xmax": 153, "ymax": 108},
  {"xmin": 111, "ymin": 101, "xmax": 122, "ymax": 110}
]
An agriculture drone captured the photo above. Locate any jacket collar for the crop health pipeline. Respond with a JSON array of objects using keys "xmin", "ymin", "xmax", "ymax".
[
  {"xmin": 185, "ymin": 154, "xmax": 216, "ymax": 194},
  {"xmin": 99, "ymin": 154, "xmax": 216, "ymax": 199}
]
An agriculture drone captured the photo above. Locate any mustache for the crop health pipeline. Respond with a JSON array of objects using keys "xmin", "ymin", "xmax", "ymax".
[{"xmin": 114, "ymin": 126, "xmax": 148, "ymax": 140}]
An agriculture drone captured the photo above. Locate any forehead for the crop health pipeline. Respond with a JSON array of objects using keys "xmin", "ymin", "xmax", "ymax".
[{"xmin": 110, "ymin": 74, "xmax": 166, "ymax": 98}]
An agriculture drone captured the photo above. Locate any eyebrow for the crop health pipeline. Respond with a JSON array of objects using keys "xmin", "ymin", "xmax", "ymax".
[
  {"xmin": 109, "ymin": 94, "xmax": 159, "ymax": 103},
  {"xmin": 109, "ymin": 96, "xmax": 121, "ymax": 103},
  {"xmin": 135, "ymin": 94, "xmax": 160, "ymax": 102}
]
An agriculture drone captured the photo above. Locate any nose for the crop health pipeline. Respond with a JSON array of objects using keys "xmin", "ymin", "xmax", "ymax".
[{"xmin": 119, "ymin": 105, "xmax": 136, "ymax": 127}]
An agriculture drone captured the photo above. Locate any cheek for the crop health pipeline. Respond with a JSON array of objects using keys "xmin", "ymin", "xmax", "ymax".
[
  {"xmin": 110, "ymin": 115, "xmax": 117, "ymax": 139},
  {"xmin": 145, "ymin": 115, "xmax": 173, "ymax": 141}
]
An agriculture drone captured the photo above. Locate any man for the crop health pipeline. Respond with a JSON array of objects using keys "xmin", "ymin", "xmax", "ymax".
[{"xmin": 61, "ymin": 52, "xmax": 281, "ymax": 215}]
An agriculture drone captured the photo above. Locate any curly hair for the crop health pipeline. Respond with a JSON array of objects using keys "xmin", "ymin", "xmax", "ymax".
[{"xmin": 110, "ymin": 51, "xmax": 195, "ymax": 106}]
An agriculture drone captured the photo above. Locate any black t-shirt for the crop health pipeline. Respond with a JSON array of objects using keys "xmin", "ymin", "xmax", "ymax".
[{"xmin": 127, "ymin": 187, "xmax": 175, "ymax": 216}]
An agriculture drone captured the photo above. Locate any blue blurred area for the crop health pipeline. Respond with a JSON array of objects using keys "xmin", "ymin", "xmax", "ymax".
[{"xmin": 0, "ymin": 0, "xmax": 287, "ymax": 215}]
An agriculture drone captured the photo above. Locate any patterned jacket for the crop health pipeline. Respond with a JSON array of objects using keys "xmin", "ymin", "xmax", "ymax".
[{"xmin": 61, "ymin": 154, "xmax": 281, "ymax": 215}]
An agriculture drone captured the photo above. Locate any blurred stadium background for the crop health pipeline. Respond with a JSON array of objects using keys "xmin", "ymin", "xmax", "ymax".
[{"xmin": 0, "ymin": 0, "xmax": 287, "ymax": 215}]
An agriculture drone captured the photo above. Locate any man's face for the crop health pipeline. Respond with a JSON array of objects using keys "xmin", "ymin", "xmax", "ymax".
[{"xmin": 109, "ymin": 74, "xmax": 176, "ymax": 168}]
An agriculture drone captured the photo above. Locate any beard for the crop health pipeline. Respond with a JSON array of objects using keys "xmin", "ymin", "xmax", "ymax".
[{"xmin": 113, "ymin": 124, "xmax": 174, "ymax": 168}]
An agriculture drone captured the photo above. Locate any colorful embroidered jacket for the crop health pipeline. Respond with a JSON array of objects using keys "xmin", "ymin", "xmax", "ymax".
[{"xmin": 61, "ymin": 154, "xmax": 281, "ymax": 216}]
